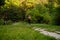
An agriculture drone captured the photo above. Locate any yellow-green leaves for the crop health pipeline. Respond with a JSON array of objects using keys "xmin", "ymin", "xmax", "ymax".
[
  {"xmin": 11, "ymin": 0, "xmax": 20, "ymax": 6},
  {"xmin": 5, "ymin": 0, "xmax": 21, "ymax": 7}
]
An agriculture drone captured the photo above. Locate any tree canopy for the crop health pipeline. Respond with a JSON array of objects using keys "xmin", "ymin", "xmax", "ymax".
[{"xmin": 0, "ymin": 0, "xmax": 60, "ymax": 25}]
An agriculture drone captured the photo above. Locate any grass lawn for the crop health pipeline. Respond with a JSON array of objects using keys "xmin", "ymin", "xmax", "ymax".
[
  {"xmin": 0, "ymin": 22, "xmax": 56, "ymax": 40},
  {"xmin": 31, "ymin": 24, "xmax": 60, "ymax": 32}
]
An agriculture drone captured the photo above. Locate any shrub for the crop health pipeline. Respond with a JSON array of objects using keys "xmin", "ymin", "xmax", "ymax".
[
  {"xmin": 26, "ymin": 4, "xmax": 51, "ymax": 24},
  {"xmin": 26, "ymin": 8, "xmax": 40, "ymax": 23},
  {"xmin": 42, "ymin": 13, "xmax": 51, "ymax": 24}
]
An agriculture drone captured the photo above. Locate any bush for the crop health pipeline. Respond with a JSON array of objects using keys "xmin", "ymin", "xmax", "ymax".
[
  {"xmin": 26, "ymin": 4, "xmax": 51, "ymax": 24},
  {"xmin": 26, "ymin": 8, "xmax": 40, "ymax": 23},
  {"xmin": 42, "ymin": 13, "xmax": 51, "ymax": 24},
  {"xmin": 1, "ymin": 5, "xmax": 26, "ymax": 22}
]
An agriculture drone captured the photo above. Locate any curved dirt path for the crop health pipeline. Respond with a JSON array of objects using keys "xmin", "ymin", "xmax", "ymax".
[{"xmin": 33, "ymin": 27, "xmax": 60, "ymax": 40}]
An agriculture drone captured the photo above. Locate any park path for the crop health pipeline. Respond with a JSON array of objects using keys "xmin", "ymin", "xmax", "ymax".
[
  {"xmin": 33, "ymin": 27, "xmax": 60, "ymax": 40},
  {"xmin": 13, "ymin": 23, "xmax": 60, "ymax": 40}
]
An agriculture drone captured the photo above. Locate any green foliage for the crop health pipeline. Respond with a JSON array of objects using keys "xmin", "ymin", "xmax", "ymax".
[
  {"xmin": 35, "ymin": 4, "xmax": 51, "ymax": 24},
  {"xmin": 0, "ymin": 0, "xmax": 60, "ymax": 25},
  {"xmin": 26, "ymin": 4, "xmax": 51, "ymax": 24},
  {"xmin": 0, "ymin": 0, "xmax": 26, "ymax": 22},
  {"xmin": 42, "ymin": 13, "xmax": 51, "ymax": 24},
  {"xmin": 26, "ymin": 8, "xmax": 40, "ymax": 23}
]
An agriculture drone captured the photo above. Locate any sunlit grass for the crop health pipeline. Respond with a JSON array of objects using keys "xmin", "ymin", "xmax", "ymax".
[{"xmin": 0, "ymin": 22, "xmax": 56, "ymax": 40}]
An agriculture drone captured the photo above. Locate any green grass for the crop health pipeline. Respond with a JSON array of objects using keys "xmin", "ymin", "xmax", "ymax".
[
  {"xmin": 31, "ymin": 24, "xmax": 60, "ymax": 32},
  {"xmin": 0, "ymin": 22, "xmax": 56, "ymax": 40}
]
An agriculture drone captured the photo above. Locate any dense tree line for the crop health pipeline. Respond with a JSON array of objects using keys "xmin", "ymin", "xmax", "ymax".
[{"xmin": 0, "ymin": 0, "xmax": 60, "ymax": 25}]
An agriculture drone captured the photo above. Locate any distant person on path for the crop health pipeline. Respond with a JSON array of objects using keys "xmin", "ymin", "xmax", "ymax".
[{"xmin": 27, "ymin": 15, "xmax": 31, "ymax": 24}]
